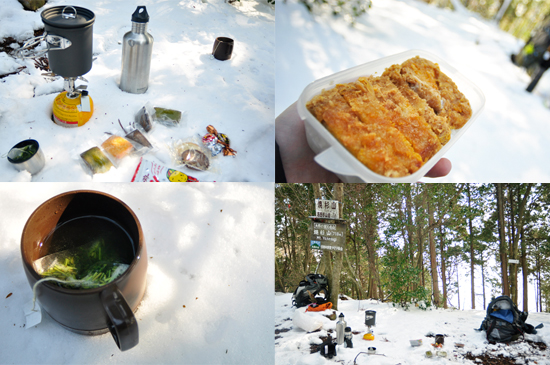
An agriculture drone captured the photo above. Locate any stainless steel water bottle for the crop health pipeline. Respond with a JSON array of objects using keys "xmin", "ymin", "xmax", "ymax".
[
  {"xmin": 120, "ymin": 6, "xmax": 153, "ymax": 94},
  {"xmin": 336, "ymin": 313, "xmax": 346, "ymax": 345}
]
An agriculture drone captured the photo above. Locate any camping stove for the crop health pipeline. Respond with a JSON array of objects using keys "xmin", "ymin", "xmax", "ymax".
[
  {"xmin": 52, "ymin": 76, "xmax": 94, "ymax": 127},
  {"xmin": 16, "ymin": 6, "xmax": 96, "ymax": 127}
]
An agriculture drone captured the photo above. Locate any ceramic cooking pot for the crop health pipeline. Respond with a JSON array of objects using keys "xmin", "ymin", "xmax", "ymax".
[{"xmin": 21, "ymin": 190, "xmax": 147, "ymax": 351}]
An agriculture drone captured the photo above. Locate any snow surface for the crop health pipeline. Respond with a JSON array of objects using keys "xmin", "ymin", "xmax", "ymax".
[
  {"xmin": 0, "ymin": 0, "xmax": 274, "ymax": 182},
  {"xmin": 275, "ymin": 292, "xmax": 550, "ymax": 364},
  {"xmin": 276, "ymin": 0, "xmax": 550, "ymax": 182},
  {"xmin": 0, "ymin": 183, "xmax": 274, "ymax": 364}
]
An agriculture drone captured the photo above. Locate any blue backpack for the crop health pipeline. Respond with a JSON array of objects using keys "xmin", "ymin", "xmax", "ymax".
[{"xmin": 479, "ymin": 296, "xmax": 540, "ymax": 343}]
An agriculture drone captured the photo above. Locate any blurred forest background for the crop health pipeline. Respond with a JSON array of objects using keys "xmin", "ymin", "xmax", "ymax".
[
  {"xmin": 296, "ymin": 0, "xmax": 550, "ymax": 41},
  {"xmin": 275, "ymin": 184, "xmax": 550, "ymax": 312}
]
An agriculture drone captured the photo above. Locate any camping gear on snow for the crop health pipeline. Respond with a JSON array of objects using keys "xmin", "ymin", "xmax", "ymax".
[
  {"xmin": 292, "ymin": 307, "xmax": 323, "ymax": 332},
  {"xmin": 410, "ymin": 339, "xmax": 422, "ymax": 347},
  {"xmin": 120, "ymin": 6, "xmax": 154, "ymax": 94},
  {"xmin": 344, "ymin": 327, "xmax": 353, "ymax": 348},
  {"xmin": 7, "ymin": 139, "xmax": 45, "ymax": 175},
  {"xmin": 212, "ymin": 37, "xmax": 234, "ymax": 61},
  {"xmin": 305, "ymin": 302, "xmax": 332, "ymax": 312},
  {"xmin": 435, "ymin": 334, "xmax": 444, "ymax": 345},
  {"xmin": 368, "ymin": 347, "xmax": 377, "ymax": 354},
  {"xmin": 336, "ymin": 313, "xmax": 346, "ymax": 345},
  {"xmin": 292, "ymin": 273, "xmax": 330, "ymax": 308},
  {"xmin": 425, "ymin": 350, "xmax": 433, "ymax": 358},
  {"xmin": 365, "ymin": 310, "xmax": 376, "ymax": 326},
  {"xmin": 16, "ymin": 6, "xmax": 96, "ymax": 127},
  {"xmin": 363, "ymin": 331, "xmax": 374, "ymax": 341},
  {"xmin": 319, "ymin": 339, "xmax": 337, "ymax": 359},
  {"xmin": 364, "ymin": 309, "xmax": 376, "ymax": 340},
  {"xmin": 478, "ymin": 295, "xmax": 542, "ymax": 343},
  {"xmin": 21, "ymin": 190, "xmax": 148, "ymax": 351}
]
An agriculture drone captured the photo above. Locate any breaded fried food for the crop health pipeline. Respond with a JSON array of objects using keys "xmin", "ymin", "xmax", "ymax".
[
  {"xmin": 400, "ymin": 56, "xmax": 472, "ymax": 129},
  {"xmin": 305, "ymin": 56, "xmax": 472, "ymax": 178},
  {"xmin": 383, "ymin": 64, "xmax": 451, "ymax": 145},
  {"xmin": 306, "ymin": 87, "xmax": 422, "ymax": 177},
  {"xmin": 363, "ymin": 76, "xmax": 441, "ymax": 162}
]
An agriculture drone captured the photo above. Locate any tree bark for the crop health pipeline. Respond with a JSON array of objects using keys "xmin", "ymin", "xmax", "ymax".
[
  {"xmin": 439, "ymin": 225, "xmax": 448, "ymax": 309},
  {"xmin": 496, "ymin": 183, "xmax": 510, "ymax": 296},
  {"xmin": 521, "ymin": 224, "xmax": 528, "ymax": 311},
  {"xmin": 467, "ymin": 185, "xmax": 475, "ymax": 309},
  {"xmin": 363, "ymin": 187, "xmax": 380, "ymax": 300},
  {"xmin": 331, "ymin": 183, "xmax": 345, "ymax": 310},
  {"xmin": 426, "ymin": 190, "xmax": 440, "ymax": 307}
]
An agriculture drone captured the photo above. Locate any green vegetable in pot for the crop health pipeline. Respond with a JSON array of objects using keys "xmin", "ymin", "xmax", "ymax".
[
  {"xmin": 34, "ymin": 238, "xmax": 129, "ymax": 289},
  {"xmin": 8, "ymin": 144, "xmax": 38, "ymax": 162}
]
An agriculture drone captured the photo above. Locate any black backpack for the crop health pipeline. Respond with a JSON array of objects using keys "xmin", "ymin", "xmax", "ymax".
[
  {"xmin": 292, "ymin": 273, "xmax": 331, "ymax": 308},
  {"xmin": 479, "ymin": 296, "xmax": 540, "ymax": 343}
]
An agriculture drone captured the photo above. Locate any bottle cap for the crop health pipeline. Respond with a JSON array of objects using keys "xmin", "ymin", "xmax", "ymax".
[
  {"xmin": 345, "ymin": 327, "xmax": 351, "ymax": 332},
  {"xmin": 339, "ymin": 313, "xmax": 344, "ymax": 318},
  {"xmin": 132, "ymin": 6, "xmax": 149, "ymax": 23}
]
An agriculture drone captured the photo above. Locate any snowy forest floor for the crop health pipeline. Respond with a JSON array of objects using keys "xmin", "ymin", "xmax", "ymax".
[{"xmin": 275, "ymin": 293, "xmax": 550, "ymax": 365}]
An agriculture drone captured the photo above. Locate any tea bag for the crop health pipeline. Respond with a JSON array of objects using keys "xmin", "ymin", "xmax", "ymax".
[
  {"xmin": 24, "ymin": 299, "xmax": 42, "ymax": 329},
  {"xmin": 33, "ymin": 239, "xmax": 129, "ymax": 290}
]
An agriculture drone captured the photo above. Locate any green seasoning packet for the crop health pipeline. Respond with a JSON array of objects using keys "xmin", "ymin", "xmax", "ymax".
[
  {"xmin": 154, "ymin": 107, "xmax": 182, "ymax": 126},
  {"xmin": 80, "ymin": 147, "xmax": 113, "ymax": 174}
]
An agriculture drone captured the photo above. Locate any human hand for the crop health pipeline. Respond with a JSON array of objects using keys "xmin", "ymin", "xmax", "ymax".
[{"xmin": 276, "ymin": 102, "xmax": 452, "ymax": 182}]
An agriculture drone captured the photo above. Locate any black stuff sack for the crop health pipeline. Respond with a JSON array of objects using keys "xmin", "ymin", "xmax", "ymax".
[{"xmin": 292, "ymin": 273, "xmax": 330, "ymax": 308}]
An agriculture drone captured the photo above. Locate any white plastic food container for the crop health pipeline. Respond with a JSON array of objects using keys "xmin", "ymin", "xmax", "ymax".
[{"xmin": 297, "ymin": 49, "xmax": 485, "ymax": 183}]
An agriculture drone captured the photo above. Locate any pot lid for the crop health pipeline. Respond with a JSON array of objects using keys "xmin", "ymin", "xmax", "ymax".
[{"xmin": 41, "ymin": 6, "xmax": 95, "ymax": 29}]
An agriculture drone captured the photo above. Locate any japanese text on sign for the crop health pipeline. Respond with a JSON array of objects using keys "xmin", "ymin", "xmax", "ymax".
[
  {"xmin": 315, "ymin": 199, "xmax": 340, "ymax": 219},
  {"xmin": 310, "ymin": 221, "xmax": 346, "ymax": 251}
]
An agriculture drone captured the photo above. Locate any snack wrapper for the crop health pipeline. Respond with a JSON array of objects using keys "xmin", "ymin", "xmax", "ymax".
[
  {"xmin": 80, "ymin": 146, "xmax": 114, "ymax": 175},
  {"xmin": 131, "ymin": 157, "xmax": 199, "ymax": 182},
  {"xmin": 101, "ymin": 135, "xmax": 134, "ymax": 165},
  {"xmin": 153, "ymin": 107, "xmax": 185, "ymax": 127},
  {"xmin": 135, "ymin": 103, "xmax": 155, "ymax": 133},
  {"xmin": 171, "ymin": 139, "xmax": 213, "ymax": 172}
]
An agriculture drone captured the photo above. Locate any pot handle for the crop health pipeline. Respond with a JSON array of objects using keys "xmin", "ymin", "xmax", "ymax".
[{"xmin": 100, "ymin": 285, "xmax": 139, "ymax": 351}]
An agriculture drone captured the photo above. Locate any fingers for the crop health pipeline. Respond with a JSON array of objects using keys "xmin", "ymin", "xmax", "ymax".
[{"xmin": 424, "ymin": 158, "xmax": 452, "ymax": 178}]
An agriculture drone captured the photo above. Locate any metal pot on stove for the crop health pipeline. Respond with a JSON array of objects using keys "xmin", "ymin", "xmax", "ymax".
[{"xmin": 17, "ymin": 6, "xmax": 95, "ymax": 78}]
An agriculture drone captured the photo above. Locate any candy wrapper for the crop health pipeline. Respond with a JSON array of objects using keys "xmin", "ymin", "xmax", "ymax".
[
  {"xmin": 131, "ymin": 157, "xmax": 198, "ymax": 182},
  {"xmin": 80, "ymin": 147, "xmax": 114, "ymax": 175},
  {"xmin": 202, "ymin": 125, "xmax": 236, "ymax": 157}
]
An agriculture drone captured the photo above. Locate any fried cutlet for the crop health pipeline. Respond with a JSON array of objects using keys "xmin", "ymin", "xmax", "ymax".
[
  {"xmin": 363, "ymin": 76, "xmax": 442, "ymax": 162},
  {"xmin": 306, "ymin": 87, "xmax": 422, "ymax": 177},
  {"xmin": 305, "ymin": 56, "xmax": 472, "ymax": 178},
  {"xmin": 400, "ymin": 56, "xmax": 472, "ymax": 129},
  {"xmin": 383, "ymin": 64, "xmax": 451, "ymax": 145}
]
